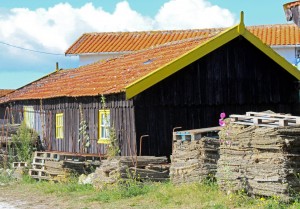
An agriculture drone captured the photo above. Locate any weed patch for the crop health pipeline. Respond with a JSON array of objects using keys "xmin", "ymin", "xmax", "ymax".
[
  {"xmin": 0, "ymin": 171, "xmax": 14, "ymax": 184},
  {"xmin": 10, "ymin": 121, "xmax": 38, "ymax": 164},
  {"xmin": 91, "ymin": 180, "xmax": 156, "ymax": 203}
]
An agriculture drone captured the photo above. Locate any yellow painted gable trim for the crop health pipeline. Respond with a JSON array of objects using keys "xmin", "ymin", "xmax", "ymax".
[
  {"xmin": 125, "ymin": 25, "xmax": 239, "ymax": 99},
  {"xmin": 242, "ymin": 30, "xmax": 300, "ymax": 80},
  {"xmin": 125, "ymin": 12, "xmax": 300, "ymax": 99}
]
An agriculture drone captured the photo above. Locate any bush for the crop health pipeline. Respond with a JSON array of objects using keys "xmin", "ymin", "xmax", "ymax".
[{"xmin": 11, "ymin": 121, "xmax": 38, "ymax": 163}]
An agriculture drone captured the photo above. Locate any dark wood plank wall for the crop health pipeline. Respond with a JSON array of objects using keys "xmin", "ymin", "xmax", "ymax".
[
  {"xmin": 0, "ymin": 107, "xmax": 9, "ymax": 124},
  {"xmin": 4, "ymin": 93, "xmax": 136, "ymax": 155},
  {"xmin": 0, "ymin": 107, "xmax": 5, "ymax": 118},
  {"xmin": 134, "ymin": 36, "xmax": 299, "ymax": 157}
]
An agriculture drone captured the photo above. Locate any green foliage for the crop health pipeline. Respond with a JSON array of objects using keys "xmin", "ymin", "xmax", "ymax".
[
  {"xmin": 3, "ymin": 176, "xmax": 300, "ymax": 209},
  {"xmin": 21, "ymin": 174, "xmax": 36, "ymax": 184},
  {"xmin": 43, "ymin": 181, "xmax": 94, "ymax": 195},
  {"xmin": 0, "ymin": 170, "xmax": 14, "ymax": 184},
  {"xmin": 11, "ymin": 121, "xmax": 38, "ymax": 163},
  {"xmin": 91, "ymin": 179, "xmax": 155, "ymax": 203},
  {"xmin": 78, "ymin": 104, "xmax": 90, "ymax": 149},
  {"xmin": 106, "ymin": 124, "xmax": 120, "ymax": 158},
  {"xmin": 100, "ymin": 94, "xmax": 120, "ymax": 158},
  {"xmin": 29, "ymin": 176, "xmax": 94, "ymax": 196}
]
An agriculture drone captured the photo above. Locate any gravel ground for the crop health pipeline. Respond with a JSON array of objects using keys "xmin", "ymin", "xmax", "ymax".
[
  {"xmin": 0, "ymin": 202, "xmax": 17, "ymax": 209},
  {"xmin": 0, "ymin": 183, "xmax": 98, "ymax": 209}
]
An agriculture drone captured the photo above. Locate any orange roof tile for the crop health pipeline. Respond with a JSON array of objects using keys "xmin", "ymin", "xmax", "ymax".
[
  {"xmin": 2, "ymin": 36, "xmax": 212, "ymax": 103},
  {"xmin": 0, "ymin": 89, "xmax": 14, "ymax": 97},
  {"xmin": 247, "ymin": 24, "xmax": 300, "ymax": 45},
  {"xmin": 4, "ymin": 20, "xmax": 300, "ymax": 103},
  {"xmin": 65, "ymin": 24, "xmax": 300, "ymax": 55},
  {"xmin": 284, "ymin": 1, "xmax": 300, "ymax": 9},
  {"xmin": 65, "ymin": 29, "xmax": 224, "ymax": 55}
]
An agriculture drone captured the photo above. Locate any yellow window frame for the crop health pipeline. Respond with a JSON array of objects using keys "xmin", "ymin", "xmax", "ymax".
[
  {"xmin": 98, "ymin": 109, "xmax": 110, "ymax": 144},
  {"xmin": 56, "ymin": 113, "xmax": 64, "ymax": 139},
  {"xmin": 23, "ymin": 106, "xmax": 35, "ymax": 129}
]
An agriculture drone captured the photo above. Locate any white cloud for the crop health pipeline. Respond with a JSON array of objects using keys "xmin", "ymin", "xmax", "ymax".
[
  {"xmin": 155, "ymin": 0, "xmax": 236, "ymax": 29},
  {"xmin": 0, "ymin": 0, "xmax": 236, "ymax": 54},
  {"xmin": 0, "ymin": 0, "xmax": 237, "ymax": 88}
]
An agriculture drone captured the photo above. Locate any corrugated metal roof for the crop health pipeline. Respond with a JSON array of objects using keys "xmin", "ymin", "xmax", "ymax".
[{"xmin": 65, "ymin": 24, "xmax": 300, "ymax": 55}]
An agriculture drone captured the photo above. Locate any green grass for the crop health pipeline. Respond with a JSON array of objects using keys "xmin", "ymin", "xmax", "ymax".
[
  {"xmin": 3, "ymin": 172, "xmax": 300, "ymax": 208},
  {"xmin": 0, "ymin": 173, "xmax": 13, "ymax": 184},
  {"xmin": 90, "ymin": 180, "xmax": 157, "ymax": 203}
]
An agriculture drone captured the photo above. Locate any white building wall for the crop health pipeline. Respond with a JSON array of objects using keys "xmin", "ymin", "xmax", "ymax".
[
  {"xmin": 272, "ymin": 47, "xmax": 297, "ymax": 66},
  {"xmin": 79, "ymin": 53, "xmax": 128, "ymax": 66},
  {"xmin": 77, "ymin": 46, "xmax": 299, "ymax": 69}
]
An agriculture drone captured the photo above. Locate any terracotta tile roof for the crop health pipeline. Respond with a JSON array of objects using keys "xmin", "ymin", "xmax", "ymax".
[
  {"xmin": 65, "ymin": 29, "xmax": 225, "ymax": 55},
  {"xmin": 247, "ymin": 24, "xmax": 300, "ymax": 45},
  {"xmin": 2, "ymin": 36, "xmax": 213, "ymax": 103},
  {"xmin": 0, "ymin": 89, "xmax": 14, "ymax": 97},
  {"xmin": 65, "ymin": 24, "xmax": 300, "ymax": 55},
  {"xmin": 284, "ymin": 1, "xmax": 300, "ymax": 9}
]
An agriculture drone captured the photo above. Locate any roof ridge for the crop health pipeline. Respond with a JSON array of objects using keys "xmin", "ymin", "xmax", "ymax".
[
  {"xmin": 3, "ymin": 22, "xmax": 300, "ymax": 102},
  {"xmin": 72, "ymin": 34, "xmax": 220, "ymax": 69},
  {"xmin": 247, "ymin": 23, "xmax": 296, "ymax": 27},
  {"xmin": 84, "ymin": 28, "xmax": 225, "ymax": 35},
  {"xmin": 77, "ymin": 24, "xmax": 298, "ymax": 36},
  {"xmin": 66, "ymin": 23, "xmax": 300, "ymax": 55}
]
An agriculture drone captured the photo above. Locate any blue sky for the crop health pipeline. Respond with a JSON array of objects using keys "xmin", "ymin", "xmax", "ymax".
[{"xmin": 0, "ymin": 0, "xmax": 293, "ymax": 89}]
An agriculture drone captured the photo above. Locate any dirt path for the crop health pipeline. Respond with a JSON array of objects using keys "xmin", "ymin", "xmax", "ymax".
[{"xmin": 0, "ymin": 183, "xmax": 100, "ymax": 209}]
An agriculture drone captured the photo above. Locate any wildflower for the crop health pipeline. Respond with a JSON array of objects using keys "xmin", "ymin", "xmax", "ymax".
[
  {"xmin": 219, "ymin": 119, "xmax": 225, "ymax": 126},
  {"xmin": 220, "ymin": 112, "xmax": 226, "ymax": 119}
]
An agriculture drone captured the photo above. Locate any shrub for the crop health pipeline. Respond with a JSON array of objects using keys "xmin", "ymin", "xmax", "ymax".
[{"xmin": 11, "ymin": 121, "xmax": 38, "ymax": 163}]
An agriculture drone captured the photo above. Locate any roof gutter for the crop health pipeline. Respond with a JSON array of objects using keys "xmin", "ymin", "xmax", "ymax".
[
  {"xmin": 271, "ymin": 45, "xmax": 300, "ymax": 49},
  {"xmin": 66, "ymin": 51, "xmax": 131, "ymax": 56}
]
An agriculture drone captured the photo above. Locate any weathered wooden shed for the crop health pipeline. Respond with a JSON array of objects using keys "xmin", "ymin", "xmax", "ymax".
[
  {"xmin": 0, "ymin": 89, "xmax": 14, "ymax": 122},
  {"xmin": 1, "ymin": 15, "xmax": 300, "ymax": 157}
]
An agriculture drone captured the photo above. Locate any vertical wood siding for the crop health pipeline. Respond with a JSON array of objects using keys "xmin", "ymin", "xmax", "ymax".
[
  {"xmin": 4, "ymin": 93, "xmax": 135, "ymax": 155},
  {"xmin": 1, "ymin": 37, "xmax": 299, "ymax": 157},
  {"xmin": 133, "ymin": 37, "xmax": 299, "ymax": 157}
]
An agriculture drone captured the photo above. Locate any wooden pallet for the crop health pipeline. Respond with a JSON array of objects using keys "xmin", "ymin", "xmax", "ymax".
[
  {"xmin": 30, "ymin": 151, "xmax": 102, "ymax": 182},
  {"xmin": 12, "ymin": 162, "xmax": 28, "ymax": 168},
  {"xmin": 34, "ymin": 151, "xmax": 102, "ymax": 162},
  {"xmin": 32, "ymin": 164, "xmax": 44, "ymax": 170},
  {"xmin": 34, "ymin": 151, "xmax": 60, "ymax": 161},
  {"xmin": 173, "ymin": 126, "xmax": 221, "ymax": 141},
  {"xmin": 33, "ymin": 157, "xmax": 45, "ymax": 164},
  {"xmin": 230, "ymin": 112, "xmax": 300, "ymax": 127},
  {"xmin": 29, "ymin": 169, "xmax": 49, "ymax": 178}
]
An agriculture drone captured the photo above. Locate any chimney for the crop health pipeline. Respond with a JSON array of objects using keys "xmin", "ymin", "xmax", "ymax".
[{"xmin": 56, "ymin": 62, "xmax": 59, "ymax": 71}]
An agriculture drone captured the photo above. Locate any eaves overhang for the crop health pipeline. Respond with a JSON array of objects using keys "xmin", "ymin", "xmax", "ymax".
[{"xmin": 125, "ymin": 12, "xmax": 300, "ymax": 99}]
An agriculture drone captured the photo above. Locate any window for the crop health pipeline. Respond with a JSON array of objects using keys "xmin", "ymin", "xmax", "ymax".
[
  {"xmin": 56, "ymin": 113, "xmax": 64, "ymax": 139},
  {"xmin": 23, "ymin": 106, "xmax": 35, "ymax": 129},
  {"xmin": 98, "ymin": 109, "xmax": 110, "ymax": 144}
]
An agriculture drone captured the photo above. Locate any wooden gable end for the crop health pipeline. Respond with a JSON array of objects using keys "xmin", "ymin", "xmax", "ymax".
[{"xmin": 133, "ymin": 36, "xmax": 299, "ymax": 157}]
